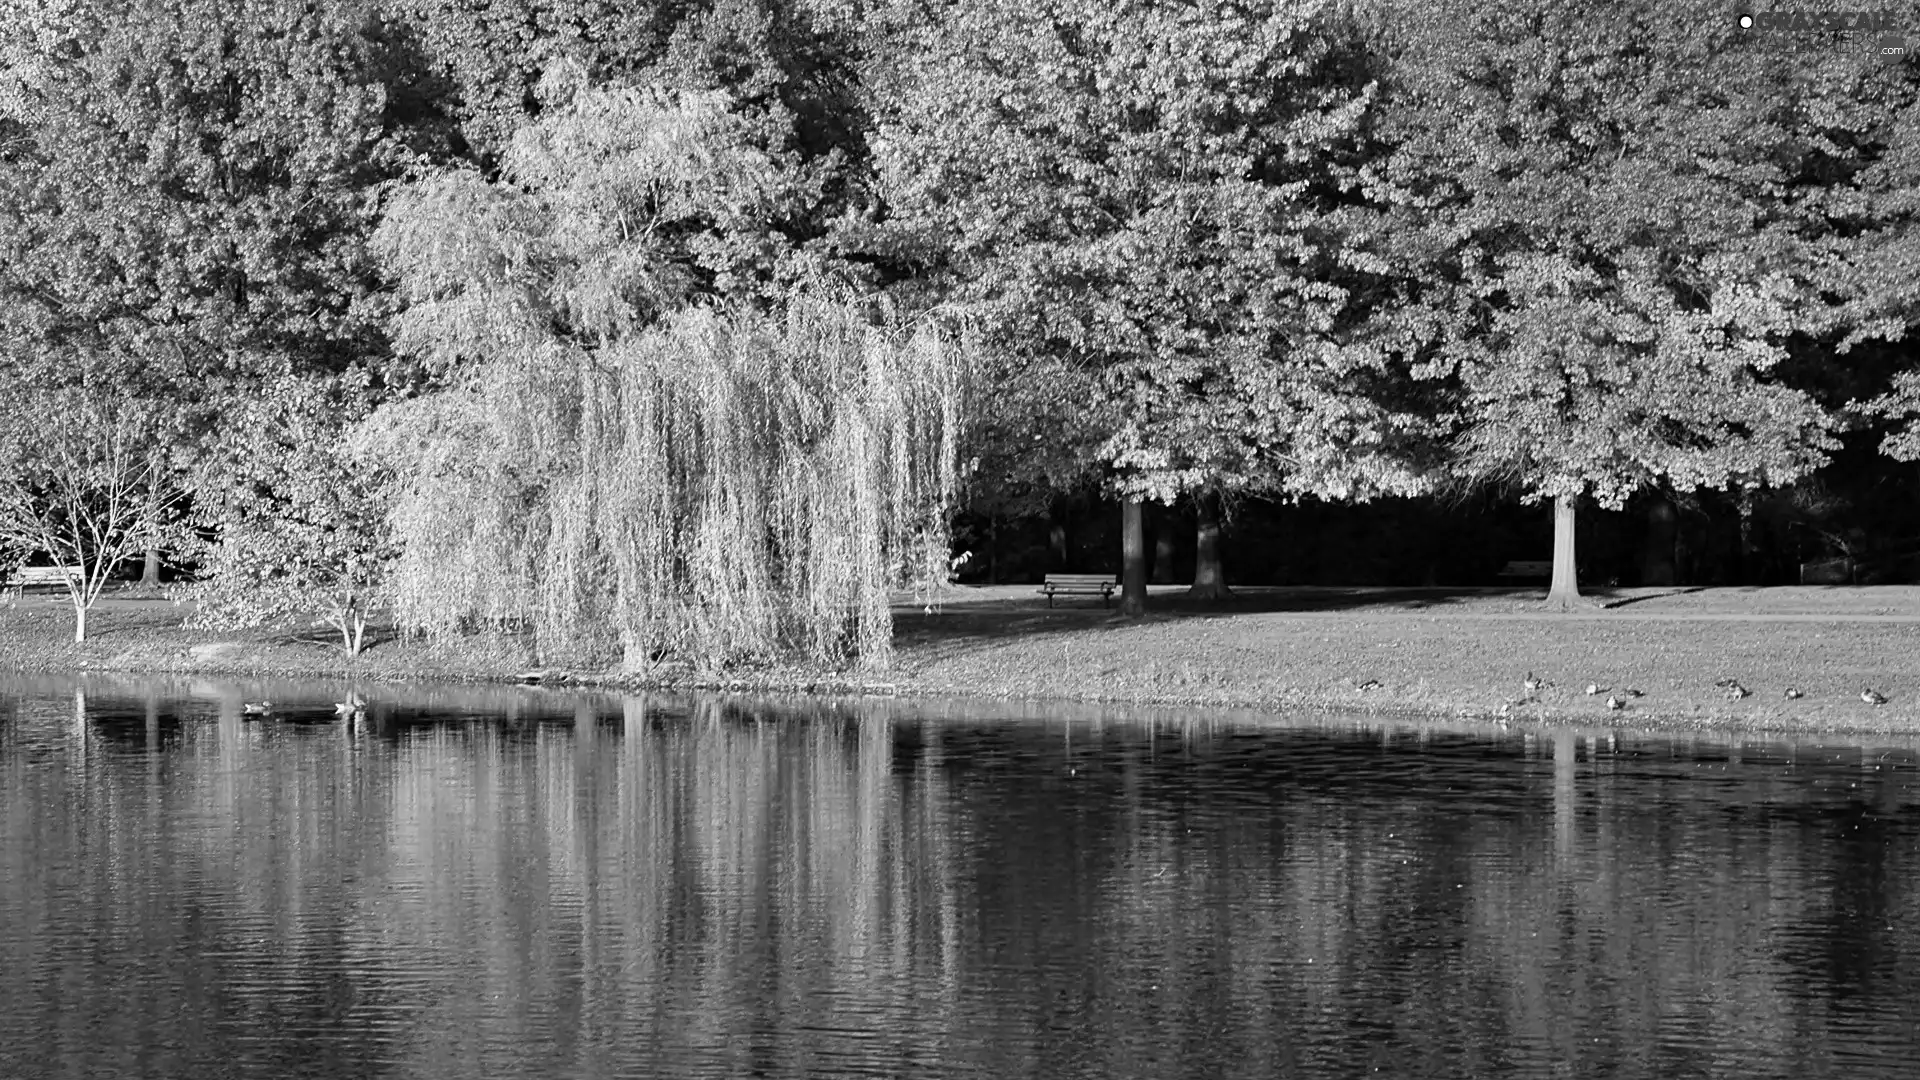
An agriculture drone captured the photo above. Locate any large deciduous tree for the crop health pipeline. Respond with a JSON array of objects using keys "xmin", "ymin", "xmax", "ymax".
[
  {"xmin": 0, "ymin": 0, "xmax": 414, "ymax": 591},
  {"xmin": 366, "ymin": 74, "xmax": 972, "ymax": 670},
  {"xmin": 1366, "ymin": 0, "xmax": 1906, "ymax": 607},
  {"xmin": 0, "ymin": 0, "xmax": 401, "ymax": 385},
  {"xmin": 862, "ymin": 0, "xmax": 1431, "ymax": 613}
]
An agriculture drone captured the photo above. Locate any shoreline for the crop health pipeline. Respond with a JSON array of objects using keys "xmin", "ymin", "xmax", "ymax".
[{"xmin": 7, "ymin": 584, "xmax": 1920, "ymax": 738}]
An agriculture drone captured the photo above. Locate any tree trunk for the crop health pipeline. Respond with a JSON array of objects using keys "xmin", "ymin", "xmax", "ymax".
[
  {"xmin": 1150, "ymin": 501, "xmax": 1177, "ymax": 584},
  {"xmin": 1640, "ymin": 497, "xmax": 1677, "ymax": 586},
  {"xmin": 72, "ymin": 600, "xmax": 87, "ymax": 643},
  {"xmin": 1048, "ymin": 512, "xmax": 1068, "ymax": 571},
  {"xmin": 1546, "ymin": 494, "xmax": 1583, "ymax": 611},
  {"xmin": 1121, "ymin": 499, "xmax": 1146, "ymax": 617},
  {"xmin": 141, "ymin": 478, "xmax": 163, "ymax": 588},
  {"xmin": 1188, "ymin": 488, "xmax": 1231, "ymax": 599}
]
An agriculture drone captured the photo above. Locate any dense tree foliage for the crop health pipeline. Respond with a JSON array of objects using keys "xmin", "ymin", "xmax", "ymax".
[
  {"xmin": 185, "ymin": 371, "xmax": 388, "ymax": 654},
  {"xmin": 1357, "ymin": 0, "xmax": 1917, "ymax": 605},
  {"xmin": 0, "ymin": 0, "xmax": 1916, "ymax": 666},
  {"xmin": 862, "ymin": 0, "xmax": 1437, "ymax": 607},
  {"xmin": 365, "ymin": 75, "xmax": 971, "ymax": 668}
]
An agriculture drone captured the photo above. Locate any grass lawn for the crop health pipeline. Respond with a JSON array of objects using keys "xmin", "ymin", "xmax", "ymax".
[
  {"xmin": 5, "ymin": 582, "xmax": 1920, "ymax": 735},
  {"xmin": 889, "ymin": 584, "xmax": 1920, "ymax": 736}
]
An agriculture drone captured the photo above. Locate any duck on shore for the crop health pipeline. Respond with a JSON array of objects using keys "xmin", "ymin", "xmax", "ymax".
[{"xmin": 241, "ymin": 700, "xmax": 273, "ymax": 717}]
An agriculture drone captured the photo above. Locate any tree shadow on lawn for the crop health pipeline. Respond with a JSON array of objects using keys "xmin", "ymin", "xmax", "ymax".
[
  {"xmin": 891, "ymin": 585, "xmax": 1588, "ymax": 657},
  {"xmin": 1595, "ymin": 587, "xmax": 1708, "ymax": 610}
]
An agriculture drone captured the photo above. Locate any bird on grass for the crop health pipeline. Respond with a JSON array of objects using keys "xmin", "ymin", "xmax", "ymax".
[
  {"xmin": 1605, "ymin": 694, "xmax": 1625, "ymax": 711},
  {"xmin": 1784, "ymin": 687, "xmax": 1804, "ymax": 700},
  {"xmin": 1622, "ymin": 688, "xmax": 1646, "ymax": 698},
  {"xmin": 1584, "ymin": 683, "xmax": 1608, "ymax": 696},
  {"xmin": 1523, "ymin": 672, "xmax": 1548, "ymax": 692},
  {"xmin": 1357, "ymin": 679, "xmax": 1384, "ymax": 692},
  {"xmin": 1723, "ymin": 682, "xmax": 1751, "ymax": 701},
  {"xmin": 241, "ymin": 700, "xmax": 273, "ymax": 717},
  {"xmin": 1862, "ymin": 688, "xmax": 1889, "ymax": 706}
]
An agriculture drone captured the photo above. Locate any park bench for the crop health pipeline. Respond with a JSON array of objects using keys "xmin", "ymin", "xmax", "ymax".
[
  {"xmin": 1040, "ymin": 573, "xmax": 1118, "ymax": 608},
  {"xmin": 1496, "ymin": 559, "xmax": 1553, "ymax": 581},
  {"xmin": 2, "ymin": 564, "xmax": 81, "ymax": 601}
]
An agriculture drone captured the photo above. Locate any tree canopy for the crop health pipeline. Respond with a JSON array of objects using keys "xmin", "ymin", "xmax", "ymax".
[
  {"xmin": 2, "ymin": 0, "xmax": 1917, "ymax": 664},
  {"xmin": 1356, "ymin": 0, "xmax": 1913, "ymax": 603},
  {"xmin": 862, "ymin": 0, "xmax": 1435, "ymax": 510}
]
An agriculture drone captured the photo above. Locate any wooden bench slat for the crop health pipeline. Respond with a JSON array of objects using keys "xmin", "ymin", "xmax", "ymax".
[
  {"xmin": 5, "ymin": 565, "xmax": 80, "ymax": 582},
  {"xmin": 3, "ymin": 565, "xmax": 81, "ymax": 594},
  {"xmin": 1039, "ymin": 573, "xmax": 1118, "ymax": 608}
]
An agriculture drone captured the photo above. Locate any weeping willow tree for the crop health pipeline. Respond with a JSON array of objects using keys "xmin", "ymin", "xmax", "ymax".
[{"xmin": 361, "ymin": 67, "xmax": 970, "ymax": 670}]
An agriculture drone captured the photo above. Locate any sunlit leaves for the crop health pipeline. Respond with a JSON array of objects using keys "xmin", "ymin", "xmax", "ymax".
[
  {"xmin": 865, "ymin": 0, "xmax": 1433, "ymax": 506},
  {"xmin": 185, "ymin": 372, "xmax": 389, "ymax": 654},
  {"xmin": 1366, "ymin": 0, "xmax": 1900, "ymax": 509},
  {"xmin": 368, "ymin": 77, "xmax": 974, "ymax": 669}
]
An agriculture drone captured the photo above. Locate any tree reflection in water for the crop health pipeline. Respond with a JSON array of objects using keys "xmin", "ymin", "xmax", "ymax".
[{"xmin": 0, "ymin": 676, "xmax": 1917, "ymax": 1078}]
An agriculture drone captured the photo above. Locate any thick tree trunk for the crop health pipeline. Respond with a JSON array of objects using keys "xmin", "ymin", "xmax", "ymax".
[
  {"xmin": 141, "ymin": 479, "xmax": 163, "ymax": 588},
  {"xmin": 1121, "ymin": 499, "xmax": 1147, "ymax": 617},
  {"xmin": 1188, "ymin": 488, "xmax": 1231, "ymax": 599},
  {"xmin": 1641, "ymin": 497, "xmax": 1677, "ymax": 586},
  {"xmin": 1546, "ymin": 495, "xmax": 1582, "ymax": 611},
  {"xmin": 1150, "ymin": 501, "xmax": 1177, "ymax": 584}
]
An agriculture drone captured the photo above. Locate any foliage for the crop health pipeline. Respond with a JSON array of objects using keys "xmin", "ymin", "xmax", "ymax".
[
  {"xmin": 0, "ymin": 387, "xmax": 188, "ymax": 641},
  {"xmin": 1362, "ymin": 0, "xmax": 1913, "ymax": 511},
  {"xmin": 0, "ymin": 0, "xmax": 404, "ymax": 393},
  {"xmin": 365, "ymin": 76, "xmax": 972, "ymax": 669},
  {"xmin": 185, "ymin": 372, "xmax": 390, "ymax": 655},
  {"xmin": 381, "ymin": 0, "xmax": 871, "ymax": 262},
  {"xmin": 0, "ymin": 0, "xmax": 417, "ymax": 616},
  {"xmin": 860, "ymin": 0, "xmax": 1435, "ymax": 508}
]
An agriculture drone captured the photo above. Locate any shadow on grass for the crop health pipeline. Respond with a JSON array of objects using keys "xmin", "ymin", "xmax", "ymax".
[
  {"xmin": 891, "ymin": 585, "xmax": 1567, "ymax": 659},
  {"xmin": 1597, "ymin": 587, "xmax": 1708, "ymax": 610}
]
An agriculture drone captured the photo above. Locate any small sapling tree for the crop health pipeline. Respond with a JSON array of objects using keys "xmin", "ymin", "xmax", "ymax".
[
  {"xmin": 0, "ymin": 388, "xmax": 186, "ymax": 641},
  {"xmin": 188, "ymin": 373, "xmax": 389, "ymax": 656}
]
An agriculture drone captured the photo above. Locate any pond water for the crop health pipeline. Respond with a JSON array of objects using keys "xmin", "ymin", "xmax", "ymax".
[{"xmin": 1, "ymin": 673, "xmax": 1917, "ymax": 1079}]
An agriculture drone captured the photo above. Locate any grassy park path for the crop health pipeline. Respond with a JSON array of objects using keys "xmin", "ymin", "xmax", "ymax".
[{"xmin": 6, "ymin": 583, "xmax": 1920, "ymax": 736}]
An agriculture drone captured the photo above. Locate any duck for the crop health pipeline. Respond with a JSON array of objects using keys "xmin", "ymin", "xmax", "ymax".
[
  {"xmin": 1523, "ymin": 672, "xmax": 1547, "ymax": 692},
  {"xmin": 1783, "ymin": 687, "xmax": 1804, "ymax": 700},
  {"xmin": 1605, "ymin": 694, "xmax": 1624, "ymax": 710},
  {"xmin": 333, "ymin": 692, "xmax": 366, "ymax": 716},
  {"xmin": 1862, "ymin": 688, "xmax": 1889, "ymax": 706},
  {"xmin": 1622, "ymin": 688, "xmax": 1646, "ymax": 698},
  {"xmin": 1356, "ymin": 678, "xmax": 1384, "ymax": 691},
  {"xmin": 241, "ymin": 700, "xmax": 273, "ymax": 717},
  {"xmin": 1723, "ymin": 682, "xmax": 1750, "ymax": 701},
  {"xmin": 1584, "ymin": 683, "xmax": 1606, "ymax": 696}
]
